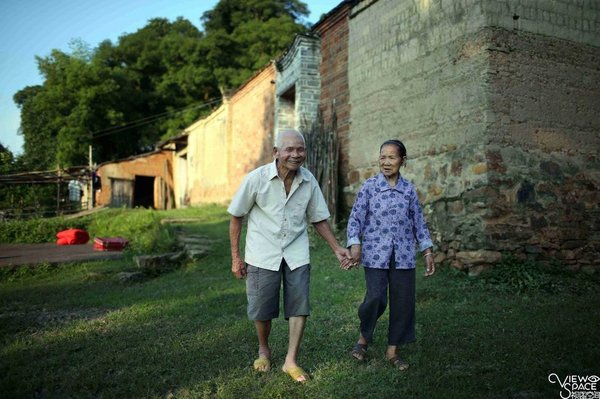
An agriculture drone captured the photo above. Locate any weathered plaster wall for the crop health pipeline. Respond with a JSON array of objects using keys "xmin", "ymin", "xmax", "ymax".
[
  {"xmin": 186, "ymin": 105, "xmax": 229, "ymax": 204},
  {"xmin": 347, "ymin": 0, "xmax": 600, "ymax": 272},
  {"xmin": 228, "ymin": 65, "xmax": 276, "ymax": 194},
  {"xmin": 479, "ymin": 28, "xmax": 600, "ymax": 272},
  {"xmin": 186, "ymin": 64, "xmax": 276, "ymax": 205}
]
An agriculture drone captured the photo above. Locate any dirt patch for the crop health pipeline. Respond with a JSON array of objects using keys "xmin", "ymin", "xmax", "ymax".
[{"xmin": 0, "ymin": 243, "xmax": 123, "ymax": 267}]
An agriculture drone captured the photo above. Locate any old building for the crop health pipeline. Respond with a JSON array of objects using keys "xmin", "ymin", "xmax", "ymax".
[
  {"xmin": 95, "ymin": 150, "xmax": 175, "ymax": 210},
  {"xmin": 345, "ymin": 0, "xmax": 599, "ymax": 273}
]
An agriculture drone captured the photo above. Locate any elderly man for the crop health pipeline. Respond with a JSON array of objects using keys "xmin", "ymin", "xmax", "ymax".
[{"xmin": 228, "ymin": 130, "xmax": 352, "ymax": 383}]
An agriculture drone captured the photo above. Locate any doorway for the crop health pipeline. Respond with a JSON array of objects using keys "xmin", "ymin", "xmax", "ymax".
[{"xmin": 133, "ymin": 175, "xmax": 155, "ymax": 208}]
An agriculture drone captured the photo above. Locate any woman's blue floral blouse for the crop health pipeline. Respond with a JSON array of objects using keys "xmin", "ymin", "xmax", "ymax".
[{"xmin": 347, "ymin": 173, "xmax": 433, "ymax": 269}]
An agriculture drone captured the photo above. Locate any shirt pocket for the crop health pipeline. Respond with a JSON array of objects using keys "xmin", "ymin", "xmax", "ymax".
[
  {"xmin": 290, "ymin": 200, "xmax": 308, "ymax": 225},
  {"xmin": 255, "ymin": 187, "xmax": 273, "ymax": 210}
]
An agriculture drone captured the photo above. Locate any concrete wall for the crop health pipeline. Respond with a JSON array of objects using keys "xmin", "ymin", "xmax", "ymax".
[{"xmin": 347, "ymin": 0, "xmax": 600, "ymax": 272}]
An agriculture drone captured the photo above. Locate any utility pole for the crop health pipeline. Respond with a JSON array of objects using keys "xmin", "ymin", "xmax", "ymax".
[
  {"xmin": 57, "ymin": 168, "xmax": 62, "ymax": 216},
  {"xmin": 88, "ymin": 145, "xmax": 93, "ymax": 210}
]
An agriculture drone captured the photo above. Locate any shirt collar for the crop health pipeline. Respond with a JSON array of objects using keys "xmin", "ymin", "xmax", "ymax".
[
  {"xmin": 268, "ymin": 160, "xmax": 310, "ymax": 182},
  {"xmin": 375, "ymin": 172, "xmax": 408, "ymax": 193}
]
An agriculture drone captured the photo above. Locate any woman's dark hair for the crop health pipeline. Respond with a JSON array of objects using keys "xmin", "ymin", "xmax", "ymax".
[{"xmin": 380, "ymin": 139, "xmax": 407, "ymax": 158}]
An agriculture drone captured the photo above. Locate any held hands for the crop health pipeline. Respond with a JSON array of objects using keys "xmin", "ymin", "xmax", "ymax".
[
  {"xmin": 349, "ymin": 244, "xmax": 361, "ymax": 269},
  {"xmin": 338, "ymin": 244, "xmax": 360, "ymax": 271},
  {"xmin": 335, "ymin": 246, "xmax": 354, "ymax": 270},
  {"xmin": 423, "ymin": 250, "xmax": 436, "ymax": 277},
  {"xmin": 231, "ymin": 257, "xmax": 247, "ymax": 279}
]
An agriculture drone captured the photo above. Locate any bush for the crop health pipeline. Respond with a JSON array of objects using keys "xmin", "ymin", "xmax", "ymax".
[
  {"xmin": 0, "ymin": 217, "xmax": 87, "ymax": 244},
  {"xmin": 0, "ymin": 208, "xmax": 174, "ymax": 254}
]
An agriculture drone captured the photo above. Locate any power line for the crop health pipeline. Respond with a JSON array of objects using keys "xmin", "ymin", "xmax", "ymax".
[{"xmin": 91, "ymin": 98, "xmax": 222, "ymax": 139}]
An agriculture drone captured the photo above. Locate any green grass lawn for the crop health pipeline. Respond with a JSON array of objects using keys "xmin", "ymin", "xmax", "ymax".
[{"xmin": 1, "ymin": 205, "xmax": 598, "ymax": 398}]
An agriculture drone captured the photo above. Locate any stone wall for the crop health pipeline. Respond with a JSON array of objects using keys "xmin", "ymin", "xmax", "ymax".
[{"xmin": 347, "ymin": 0, "xmax": 599, "ymax": 272}]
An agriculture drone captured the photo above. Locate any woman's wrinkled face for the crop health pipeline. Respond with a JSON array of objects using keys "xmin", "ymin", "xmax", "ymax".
[{"xmin": 379, "ymin": 144, "xmax": 404, "ymax": 178}]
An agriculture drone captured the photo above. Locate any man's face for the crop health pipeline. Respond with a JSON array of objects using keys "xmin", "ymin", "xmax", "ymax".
[{"xmin": 274, "ymin": 134, "xmax": 306, "ymax": 172}]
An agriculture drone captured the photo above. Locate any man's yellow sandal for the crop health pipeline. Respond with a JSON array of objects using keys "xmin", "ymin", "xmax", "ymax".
[
  {"xmin": 253, "ymin": 357, "xmax": 271, "ymax": 372},
  {"xmin": 282, "ymin": 366, "xmax": 309, "ymax": 383}
]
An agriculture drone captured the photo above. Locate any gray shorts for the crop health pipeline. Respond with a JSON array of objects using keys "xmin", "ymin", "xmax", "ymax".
[{"xmin": 246, "ymin": 259, "xmax": 311, "ymax": 321}]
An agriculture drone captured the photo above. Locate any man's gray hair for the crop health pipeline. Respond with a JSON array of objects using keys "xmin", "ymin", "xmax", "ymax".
[{"xmin": 275, "ymin": 130, "xmax": 306, "ymax": 148}]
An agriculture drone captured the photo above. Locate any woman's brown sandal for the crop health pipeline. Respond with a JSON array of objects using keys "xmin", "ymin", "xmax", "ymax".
[
  {"xmin": 388, "ymin": 356, "xmax": 409, "ymax": 370},
  {"xmin": 351, "ymin": 343, "xmax": 368, "ymax": 362}
]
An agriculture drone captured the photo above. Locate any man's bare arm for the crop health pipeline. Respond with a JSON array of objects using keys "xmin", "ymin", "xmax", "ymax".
[{"xmin": 229, "ymin": 215, "xmax": 247, "ymax": 279}]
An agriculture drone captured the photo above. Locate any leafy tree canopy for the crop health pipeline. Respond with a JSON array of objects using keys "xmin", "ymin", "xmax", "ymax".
[
  {"xmin": 13, "ymin": 0, "xmax": 309, "ymax": 170},
  {"xmin": 202, "ymin": 0, "xmax": 308, "ymax": 88}
]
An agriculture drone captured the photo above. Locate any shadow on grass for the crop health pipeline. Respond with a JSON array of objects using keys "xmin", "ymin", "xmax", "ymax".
[{"xmin": 1, "ymin": 284, "xmax": 257, "ymax": 397}]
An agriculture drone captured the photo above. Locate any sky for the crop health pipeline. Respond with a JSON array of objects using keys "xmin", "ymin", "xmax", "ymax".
[{"xmin": 0, "ymin": 0, "xmax": 342, "ymax": 156}]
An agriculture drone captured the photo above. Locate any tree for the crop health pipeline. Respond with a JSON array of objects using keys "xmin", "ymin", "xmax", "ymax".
[
  {"xmin": 201, "ymin": 0, "xmax": 309, "ymax": 89},
  {"xmin": 13, "ymin": 0, "xmax": 310, "ymax": 171},
  {"xmin": 0, "ymin": 143, "xmax": 15, "ymax": 174}
]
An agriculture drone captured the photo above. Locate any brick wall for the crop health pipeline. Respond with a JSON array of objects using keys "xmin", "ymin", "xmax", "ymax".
[{"xmin": 314, "ymin": 3, "xmax": 352, "ymax": 208}]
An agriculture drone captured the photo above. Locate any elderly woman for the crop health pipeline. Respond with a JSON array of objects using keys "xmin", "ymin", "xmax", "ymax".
[{"xmin": 347, "ymin": 139, "xmax": 435, "ymax": 370}]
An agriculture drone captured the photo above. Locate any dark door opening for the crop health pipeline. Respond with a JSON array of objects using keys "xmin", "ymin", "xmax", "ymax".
[{"xmin": 133, "ymin": 175, "xmax": 155, "ymax": 208}]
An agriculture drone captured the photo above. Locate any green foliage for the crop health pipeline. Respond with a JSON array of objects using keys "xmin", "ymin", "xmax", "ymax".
[
  {"xmin": 85, "ymin": 208, "xmax": 174, "ymax": 254},
  {"xmin": 465, "ymin": 255, "xmax": 600, "ymax": 294},
  {"xmin": 0, "ymin": 217, "xmax": 85, "ymax": 244},
  {"xmin": 0, "ymin": 205, "xmax": 598, "ymax": 398},
  {"xmin": 202, "ymin": 0, "xmax": 308, "ymax": 88},
  {"xmin": 0, "ymin": 143, "xmax": 15, "ymax": 174}
]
